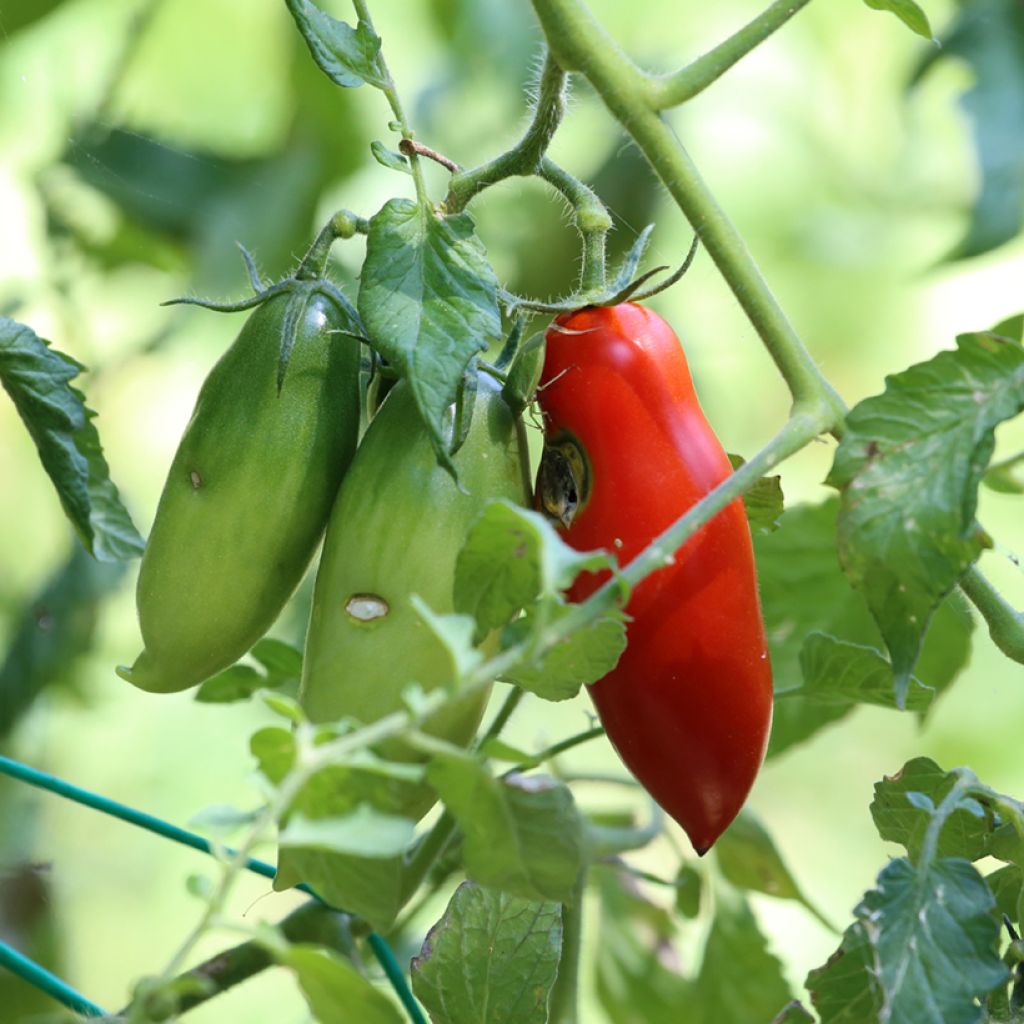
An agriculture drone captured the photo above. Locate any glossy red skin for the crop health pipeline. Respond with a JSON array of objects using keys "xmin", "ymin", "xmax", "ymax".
[{"xmin": 538, "ymin": 303, "xmax": 773, "ymax": 854}]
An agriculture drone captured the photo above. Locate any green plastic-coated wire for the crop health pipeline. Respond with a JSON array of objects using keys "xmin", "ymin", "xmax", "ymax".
[
  {"xmin": 0, "ymin": 938, "xmax": 107, "ymax": 1018},
  {"xmin": 0, "ymin": 754, "xmax": 426, "ymax": 1024}
]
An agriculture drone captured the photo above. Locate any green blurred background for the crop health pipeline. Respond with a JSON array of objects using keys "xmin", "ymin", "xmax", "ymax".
[{"xmin": 2, "ymin": 0, "xmax": 1024, "ymax": 1019}]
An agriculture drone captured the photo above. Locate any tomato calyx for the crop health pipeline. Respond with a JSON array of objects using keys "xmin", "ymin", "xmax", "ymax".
[{"xmin": 537, "ymin": 434, "xmax": 590, "ymax": 529}]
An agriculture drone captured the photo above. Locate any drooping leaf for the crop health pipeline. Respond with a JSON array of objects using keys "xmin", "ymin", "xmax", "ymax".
[
  {"xmin": 283, "ymin": 945, "xmax": 403, "ymax": 1024},
  {"xmin": 790, "ymin": 633, "xmax": 935, "ymax": 712},
  {"xmin": 358, "ymin": 199, "xmax": 500, "ymax": 470},
  {"xmin": 862, "ymin": 0, "xmax": 934, "ymax": 40},
  {"xmin": 755, "ymin": 500, "xmax": 972, "ymax": 758},
  {"xmin": 828, "ymin": 325, "xmax": 1024, "ymax": 703},
  {"xmin": 715, "ymin": 811, "xmax": 832, "ymax": 929},
  {"xmin": 0, "ymin": 318, "xmax": 144, "ymax": 561},
  {"xmin": 411, "ymin": 882, "xmax": 562, "ymax": 1024},
  {"xmin": 371, "ymin": 141, "xmax": 412, "ymax": 175},
  {"xmin": 914, "ymin": 0, "xmax": 1024, "ymax": 258},
  {"xmin": 279, "ymin": 807, "xmax": 416, "ymax": 859},
  {"xmin": 423, "ymin": 743, "xmax": 584, "ymax": 903},
  {"xmin": 0, "ymin": 544, "xmax": 124, "ymax": 738},
  {"xmin": 284, "ymin": 0, "xmax": 386, "ymax": 89},
  {"xmin": 692, "ymin": 892, "xmax": 794, "ymax": 1024}
]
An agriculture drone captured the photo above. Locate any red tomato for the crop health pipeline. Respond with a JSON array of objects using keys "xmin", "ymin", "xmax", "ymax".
[{"xmin": 535, "ymin": 303, "xmax": 773, "ymax": 854}]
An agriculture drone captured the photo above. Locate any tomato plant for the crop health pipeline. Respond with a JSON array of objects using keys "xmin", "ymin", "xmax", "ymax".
[{"xmin": 2, "ymin": 0, "xmax": 1024, "ymax": 1023}]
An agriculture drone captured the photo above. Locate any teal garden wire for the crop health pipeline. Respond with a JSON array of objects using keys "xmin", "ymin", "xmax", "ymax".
[{"xmin": 0, "ymin": 754, "xmax": 426, "ymax": 1024}]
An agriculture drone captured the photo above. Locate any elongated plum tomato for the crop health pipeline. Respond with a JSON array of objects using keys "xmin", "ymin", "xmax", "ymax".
[
  {"xmin": 535, "ymin": 303, "xmax": 772, "ymax": 854},
  {"xmin": 118, "ymin": 289, "xmax": 360, "ymax": 693}
]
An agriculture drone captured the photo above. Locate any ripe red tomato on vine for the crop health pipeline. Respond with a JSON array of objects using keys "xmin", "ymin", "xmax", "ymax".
[{"xmin": 535, "ymin": 302, "xmax": 773, "ymax": 854}]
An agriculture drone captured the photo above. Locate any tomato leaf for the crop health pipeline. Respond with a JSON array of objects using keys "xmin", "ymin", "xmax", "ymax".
[
  {"xmin": 0, "ymin": 317, "xmax": 144, "ymax": 562},
  {"xmin": 862, "ymin": 0, "xmax": 934, "ymax": 40},
  {"xmin": 868, "ymin": 757, "xmax": 1022, "ymax": 864},
  {"xmin": 454, "ymin": 500, "xmax": 617, "ymax": 639},
  {"xmin": 693, "ymin": 892, "xmax": 794, "ymax": 1024},
  {"xmin": 729, "ymin": 453, "xmax": 784, "ymax": 534},
  {"xmin": 828, "ymin": 321, "xmax": 1024, "ymax": 705},
  {"xmin": 792, "ymin": 633, "xmax": 935, "ymax": 711},
  {"xmin": 411, "ymin": 881, "xmax": 562, "ymax": 1024},
  {"xmin": 195, "ymin": 665, "xmax": 267, "ymax": 704},
  {"xmin": 0, "ymin": 544, "xmax": 124, "ymax": 740},
  {"xmin": 913, "ymin": 0, "xmax": 1024, "ymax": 259},
  {"xmin": 421, "ymin": 743, "xmax": 585, "ymax": 903},
  {"xmin": 284, "ymin": 0, "xmax": 386, "ymax": 90},
  {"xmin": 370, "ymin": 140, "xmax": 411, "ymax": 175},
  {"xmin": 409, "ymin": 597, "xmax": 483, "ymax": 685},
  {"xmin": 282, "ymin": 945, "xmax": 404, "ymax": 1024},
  {"xmin": 358, "ymin": 199, "xmax": 500, "ymax": 473},
  {"xmin": 280, "ymin": 807, "xmax": 416, "ymax": 858},
  {"xmin": 715, "ymin": 811, "xmax": 833, "ymax": 931},
  {"xmin": 755, "ymin": 500, "xmax": 973, "ymax": 758},
  {"xmin": 810, "ymin": 857, "xmax": 1008, "ymax": 1024},
  {"xmin": 502, "ymin": 604, "xmax": 627, "ymax": 702}
]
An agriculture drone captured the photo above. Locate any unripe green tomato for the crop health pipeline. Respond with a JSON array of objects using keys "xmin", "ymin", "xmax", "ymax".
[
  {"xmin": 300, "ymin": 372, "xmax": 531, "ymax": 801},
  {"xmin": 118, "ymin": 288, "xmax": 361, "ymax": 693}
]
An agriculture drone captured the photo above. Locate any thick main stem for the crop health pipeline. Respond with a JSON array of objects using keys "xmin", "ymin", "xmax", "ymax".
[{"xmin": 531, "ymin": 0, "xmax": 844, "ymax": 423}]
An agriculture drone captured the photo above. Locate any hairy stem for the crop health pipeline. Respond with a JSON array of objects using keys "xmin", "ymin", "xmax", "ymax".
[
  {"xmin": 351, "ymin": 0, "xmax": 430, "ymax": 205},
  {"xmin": 651, "ymin": 0, "xmax": 816, "ymax": 109},
  {"xmin": 531, "ymin": 0, "xmax": 845, "ymax": 422},
  {"xmin": 446, "ymin": 52, "xmax": 570, "ymax": 211}
]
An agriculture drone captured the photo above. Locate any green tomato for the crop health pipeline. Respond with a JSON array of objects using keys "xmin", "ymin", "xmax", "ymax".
[
  {"xmin": 300, "ymin": 370, "xmax": 532, "ymax": 771},
  {"xmin": 118, "ymin": 286, "xmax": 361, "ymax": 693}
]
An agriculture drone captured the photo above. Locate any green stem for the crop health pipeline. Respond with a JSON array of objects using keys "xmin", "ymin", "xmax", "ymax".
[
  {"xmin": 446, "ymin": 52, "xmax": 570, "ymax": 211},
  {"xmin": 531, "ymin": 0, "xmax": 845, "ymax": 422},
  {"xmin": 352, "ymin": 0, "xmax": 430, "ymax": 206},
  {"xmin": 549, "ymin": 867, "xmax": 587, "ymax": 1024},
  {"xmin": 295, "ymin": 210, "xmax": 367, "ymax": 280},
  {"xmin": 960, "ymin": 566, "xmax": 1024, "ymax": 665},
  {"xmin": 477, "ymin": 686, "xmax": 525, "ymax": 748},
  {"xmin": 506, "ymin": 726, "xmax": 605, "ymax": 775},
  {"xmin": 918, "ymin": 773, "xmax": 973, "ymax": 870},
  {"xmin": 650, "ymin": 0, "xmax": 816, "ymax": 109}
]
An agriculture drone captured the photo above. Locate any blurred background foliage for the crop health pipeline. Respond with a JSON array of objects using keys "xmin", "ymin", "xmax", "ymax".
[{"xmin": 2, "ymin": 0, "xmax": 1024, "ymax": 1019}]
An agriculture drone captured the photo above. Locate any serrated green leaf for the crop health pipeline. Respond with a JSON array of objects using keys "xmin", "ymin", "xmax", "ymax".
[
  {"xmin": 0, "ymin": 317, "xmax": 144, "ymax": 561},
  {"xmin": 716, "ymin": 811, "xmax": 832, "ymax": 930},
  {"xmin": 502, "ymin": 604, "xmax": 627, "ymax": 702},
  {"xmin": 806, "ymin": 918, "xmax": 883, "ymax": 1023},
  {"xmin": 370, "ymin": 140, "xmax": 411, "ymax": 175},
  {"xmin": 729, "ymin": 454, "xmax": 784, "ymax": 534},
  {"xmin": 454, "ymin": 500, "xmax": 616, "ymax": 638},
  {"xmin": 693, "ymin": 892, "xmax": 794, "ymax": 1024},
  {"xmin": 283, "ymin": 945, "xmax": 403, "ymax": 1024},
  {"xmin": 791, "ymin": 633, "xmax": 934, "ymax": 711},
  {"xmin": 863, "ymin": 0, "xmax": 934, "ymax": 40},
  {"xmin": 280, "ymin": 807, "xmax": 416, "ymax": 858},
  {"xmin": 757, "ymin": 500, "xmax": 973, "ymax": 758},
  {"xmin": 986, "ymin": 864, "xmax": 1023, "ymax": 925},
  {"xmin": 411, "ymin": 882, "xmax": 562, "ymax": 1024},
  {"xmin": 0, "ymin": 544, "xmax": 123, "ymax": 739},
  {"xmin": 358, "ymin": 199, "xmax": 500, "ymax": 470},
  {"xmin": 828, "ymin": 327, "xmax": 1024, "ymax": 703},
  {"xmin": 284, "ymin": 0, "xmax": 386, "ymax": 89},
  {"xmin": 424, "ymin": 746, "xmax": 584, "ymax": 903},
  {"xmin": 593, "ymin": 865, "xmax": 687, "ymax": 1024},
  {"xmin": 914, "ymin": 0, "xmax": 1024, "ymax": 259},
  {"xmin": 862, "ymin": 857, "xmax": 1007, "ymax": 1022},
  {"xmin": 870, "ymin": 758, "xmax": 996, "ymax": 862}
]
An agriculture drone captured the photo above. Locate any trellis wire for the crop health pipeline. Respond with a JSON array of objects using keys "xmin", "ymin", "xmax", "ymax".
[
  {"xmin": 0, "ymin": 754, "xmax": 426, "ymax": 1024},
  {"xmin": 0, "ymin": 938, "xmax": 107, "ymax": 1017}
]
